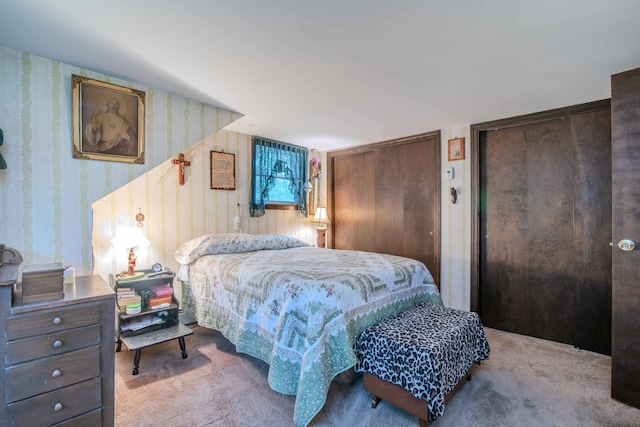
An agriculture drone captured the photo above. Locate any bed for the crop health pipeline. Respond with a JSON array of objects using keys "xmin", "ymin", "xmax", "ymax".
[{"xmin": 174, "ymin": 233, "xmax": 442, "ymax": 427}]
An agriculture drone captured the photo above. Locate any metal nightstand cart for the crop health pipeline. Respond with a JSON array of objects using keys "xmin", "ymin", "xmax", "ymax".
[{"xmin": 113, "ymin": 269, "xmax": 193, "ymax": 375}]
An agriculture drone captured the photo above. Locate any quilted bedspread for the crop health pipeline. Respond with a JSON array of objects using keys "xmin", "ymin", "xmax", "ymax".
[{"xmin": 177, "ymin": 235, "xmax": 441, "ymax": 427}]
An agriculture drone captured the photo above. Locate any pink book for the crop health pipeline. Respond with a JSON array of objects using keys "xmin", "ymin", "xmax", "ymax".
[{"xmin": 149, "ymin": 284, "xmax": 173, "ymax": 297}]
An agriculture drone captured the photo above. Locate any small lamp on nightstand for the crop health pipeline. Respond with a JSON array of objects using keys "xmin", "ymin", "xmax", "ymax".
[
  {"xmin": 312, "ymin": 207, "xmax": 331, "ymax": 248},
  {"xmin": 111, "ymin": 227, "xmax": 150, "ymax": 280}
]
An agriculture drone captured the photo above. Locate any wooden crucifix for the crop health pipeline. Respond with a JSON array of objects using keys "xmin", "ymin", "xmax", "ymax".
[{"xmin": 171, "ymin": 153, "xmax": 191, "ymax": 186}]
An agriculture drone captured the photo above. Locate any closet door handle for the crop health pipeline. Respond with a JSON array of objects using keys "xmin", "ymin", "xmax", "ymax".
[{"xmin": 617, "ymin": 239, "xmax": 636, "ymax": 252}]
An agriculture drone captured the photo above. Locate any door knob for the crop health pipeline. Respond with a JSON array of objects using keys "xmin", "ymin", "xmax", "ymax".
[{"xmin": 617, "ymin": 239, "xmax": 636, "ymax": 252}]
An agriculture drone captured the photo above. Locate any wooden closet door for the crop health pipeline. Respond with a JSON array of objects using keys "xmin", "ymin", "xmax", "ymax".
[
  {"xmin": 329, "ymin": 132, "xmax": 440, "ymax": 286},
  {"xmin": 333, "ymin": 151, "xmax": 377, "ymax": 252},
  {"xmin": 611, "ymin": 68, "xmax": 640, "ymax": 408},
  {"xmin": 479, "ymin": 104, "xmax": 611, "ymax": 354},
  {"xmin": 376, "ymin": 140, "xmax": 438, "ymax": 269},
  {"xmin": 480, "ymin": 118, "xmax": 576, "ymax": 343},
  {"xmin": 571, "ymin": 109, "xmax": 612, "ymax": 355}
]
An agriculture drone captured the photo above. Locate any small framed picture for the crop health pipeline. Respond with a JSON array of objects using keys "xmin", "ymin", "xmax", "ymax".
[
  {"xmin": 210, "ymin": 151, "xmax": 236, "ymax": 190},
  {"xmin": 72, "ymin": 74, "xmax": 145, "ymax": 164},
  {"xmin": 448, "ymin": 137, "xmax": 465, "ymax": 161}
]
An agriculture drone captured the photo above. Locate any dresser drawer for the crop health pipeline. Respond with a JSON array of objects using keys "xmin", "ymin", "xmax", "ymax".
[
  {"xmin": 6, "ymin": 377, "xmax": 101, "ymax": 427},
  {"xmin": 5, "ymin": 346, "xmax": 100, "ymax": 403},
  {"xmin": 6, "ymin": 324, "xmax": 100, "ymax": 365},
  {"xmin": 6, "ymin": 305, "xmax": 101, "ymax": 340},
  {"xmin": 51, "ymin": 409, "xmax": 101, "ymax": 427}
]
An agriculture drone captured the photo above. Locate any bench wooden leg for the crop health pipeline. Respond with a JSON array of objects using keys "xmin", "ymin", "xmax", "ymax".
[{"xmin": 371, "ymin": 395, "xmax": 381, "ymax": 408}]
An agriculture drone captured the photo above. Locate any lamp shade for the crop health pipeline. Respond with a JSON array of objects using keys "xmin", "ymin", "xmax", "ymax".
[
  {"xmin": 110, "ymin": 227, "xmax": 150, "ymax": 250},
  {"xmin": 312, "ymin": 207, "xmax": 331, "ymax": 225}
]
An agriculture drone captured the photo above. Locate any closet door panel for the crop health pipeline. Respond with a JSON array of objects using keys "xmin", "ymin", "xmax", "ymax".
[
  {"xmin": 402, "ymin": 139, "xmax": 437, "ymax": 270},
  {"xmin": 572, "ymin": 109, "xmax": 612, "ymax": 355},
  {"xmin": 525, "ymin": 119, "xmax": 575, "ymax": 344},
  {"xmin": 480, "ymin": 126, "xmax": 530, "ymax": 335},
  {"xmin": 374, "ymin": 139, "xmax": 438, "ymax": 270},
  {"xmin": 375, "ymin": 146, "xmax": 404, "ymax": 255},
  {"xmin": 333, "ymin": 152, "xmax": 376, "ymax": 251},
  {"xmin": 329, "ymin": 132, "xmax": 440, "ymax": 286}
]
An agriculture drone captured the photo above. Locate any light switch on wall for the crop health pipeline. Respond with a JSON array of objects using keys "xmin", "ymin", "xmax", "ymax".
[{"xmin": 445, "ymin": 167, "xmax": 454, "ymax": 180}]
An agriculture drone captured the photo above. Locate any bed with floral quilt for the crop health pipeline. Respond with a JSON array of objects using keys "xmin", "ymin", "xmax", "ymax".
[{"xmin": 174, "ymin": 233, "xmax": 442, "ymax": 427}]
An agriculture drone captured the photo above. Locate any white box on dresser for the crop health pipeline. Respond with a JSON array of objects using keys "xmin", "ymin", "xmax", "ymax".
[{"xmin": 0, "ymin": 271, "xmax": 115, "ymax": 427}]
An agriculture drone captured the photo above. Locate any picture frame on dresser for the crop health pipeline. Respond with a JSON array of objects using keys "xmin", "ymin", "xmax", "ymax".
[{"xmin": 72, "ymin": 74, "xmax": 145, "ymax": 164}]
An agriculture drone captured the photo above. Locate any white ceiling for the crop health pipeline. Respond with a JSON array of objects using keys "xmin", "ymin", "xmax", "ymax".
[{"xmin": 1, "ymin": 0, "xmax": 639, "ymax": 151}]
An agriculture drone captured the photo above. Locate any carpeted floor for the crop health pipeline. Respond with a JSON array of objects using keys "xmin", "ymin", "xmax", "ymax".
[{"xmin": 114, "ymin": 325, "xmax": 640, "ymax": 426}]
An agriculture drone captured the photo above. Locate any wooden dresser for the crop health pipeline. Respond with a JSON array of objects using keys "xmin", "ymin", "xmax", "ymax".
[{"xmin": 0, "ymin": 267, "xmax": 115, "ymax": 426}]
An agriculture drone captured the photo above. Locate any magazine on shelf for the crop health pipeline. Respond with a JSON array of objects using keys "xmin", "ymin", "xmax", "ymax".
[{"xmin": 120, "ymin": 314, "xmax": 165, "ymax": 332}]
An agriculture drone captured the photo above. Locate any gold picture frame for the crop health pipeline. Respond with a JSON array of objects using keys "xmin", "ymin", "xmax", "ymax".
[
  {"xmin": 448, "ymin": 137, "xmax": 465, "ymax": 161},
  {"xmin": 72, "ymin": 74, "xmax": 145, "ymax": 164},
  {"xmin": 210, "ymin": 151, "xmax": 236, "ymax": 190}
]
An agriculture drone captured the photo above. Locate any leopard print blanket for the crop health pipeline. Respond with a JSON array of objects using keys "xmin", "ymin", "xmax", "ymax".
[{"xmin": 354, "ymin": 302, "xmax": 490, "ymax": 421}]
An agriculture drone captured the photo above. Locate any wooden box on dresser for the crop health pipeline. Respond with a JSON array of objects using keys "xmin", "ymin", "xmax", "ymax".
[{"xmin": 0, "ymin": 268, "xmax": 115, "ymax": 427}]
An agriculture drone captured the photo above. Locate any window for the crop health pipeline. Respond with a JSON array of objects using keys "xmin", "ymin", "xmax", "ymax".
[
  {"xmin": 250, "ymin": 137, "xmax": 308, "ymax": 217},
  {"xmin": 266, "ymin": 160, "xmax": 297, "ymax": 203}
]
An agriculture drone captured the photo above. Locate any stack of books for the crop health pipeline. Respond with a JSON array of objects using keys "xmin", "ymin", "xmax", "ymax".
[{"xmin": 117, "ymin": 287, "xmax": 141, "ymax": 310}]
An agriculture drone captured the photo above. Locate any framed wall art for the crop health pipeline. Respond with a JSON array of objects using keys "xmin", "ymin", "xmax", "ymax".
[
  {"xmin": 210, "ymin": 150, "xmax": 236, "ymax": 190},
  {"xmin": 72, "ymin": 74, "xmax": 145, "ymax": 164},
  {"xmin": 447, "ymin": 137, "xmax": 465, "ymax": 161}
]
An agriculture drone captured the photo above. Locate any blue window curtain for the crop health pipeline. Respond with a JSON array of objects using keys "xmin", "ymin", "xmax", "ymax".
[{"xmin": 250, "ymin": 136, "xmax": 309, "ymax": 217}]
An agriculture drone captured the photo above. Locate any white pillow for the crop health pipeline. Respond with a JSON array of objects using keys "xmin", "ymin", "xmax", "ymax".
[{"xmin": 174, "ymin": 233, "xmax": 309, "ymax": 265}]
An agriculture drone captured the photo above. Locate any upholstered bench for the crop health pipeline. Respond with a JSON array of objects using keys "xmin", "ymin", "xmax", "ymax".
[{"xmin": 354, "ymin": 302, "xmax": 490, "ymax": 426}]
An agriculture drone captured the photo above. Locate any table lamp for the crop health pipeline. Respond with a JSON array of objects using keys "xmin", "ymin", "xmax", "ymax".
[
  {"xmin": 312, "ymin": 207, "xmax": 331, "ymax": 248},
  {"xmin": 111, "ymin": 227, "xmax": 150, "ymax": 280}
]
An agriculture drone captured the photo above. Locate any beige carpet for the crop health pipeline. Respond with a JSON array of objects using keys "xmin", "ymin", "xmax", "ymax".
[{"xmin": 114, "ymin": 325, "xmax": 640, "ymax": 427}]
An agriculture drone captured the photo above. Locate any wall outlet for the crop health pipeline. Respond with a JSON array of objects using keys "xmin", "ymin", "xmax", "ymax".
[{"xmin": 234, "ymin": 216, "xmax": 241, "ymax": 230}]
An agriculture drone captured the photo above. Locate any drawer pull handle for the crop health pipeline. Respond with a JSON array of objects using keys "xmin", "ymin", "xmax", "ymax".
[
  {"xmin": 53, "ymin": 339, "xmax": 63, "ymax": 348},
  {"xmin": 53, "ymin": 317, "xmax": 62, "ymax": 325},
  {"xmin": 52, "ymin": 369, "xmax": 61, "ymax": 377},
  {"xmin": 54, "ymin": 402, "xmax": 63, "ymax": 412}
]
